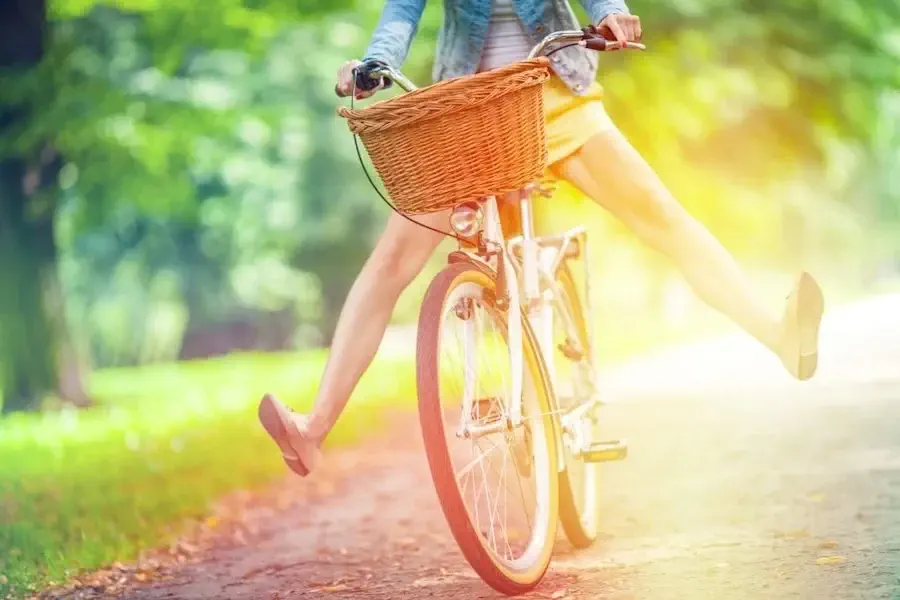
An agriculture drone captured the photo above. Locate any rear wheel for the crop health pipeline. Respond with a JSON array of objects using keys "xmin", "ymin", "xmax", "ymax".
[
  {"xmin": 552, "ymin": 263, "xmax": 601, "ymax": 548},
  {"xmin": 417, "ymin": 263, "xmax": 559, "ymax": 595}
]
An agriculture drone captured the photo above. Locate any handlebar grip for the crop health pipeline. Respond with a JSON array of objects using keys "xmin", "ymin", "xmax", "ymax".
[
  {"xmin": 584, "ymin": 38, "xmax": 608, "ymax": 51},
  {"xmin": 580, "ymin": 24, "xmax": 646, "ymax": 51},
  {"xmin": 354, "ymin": 60, "xmax": 394, "ymax": 93},
  {"xmin": 354, "ymin": 70, "xmax": 382, "ymax": 93},
  {"xmin": 335, "ymin": 60, "xmax": 395, "ymax": 98}
]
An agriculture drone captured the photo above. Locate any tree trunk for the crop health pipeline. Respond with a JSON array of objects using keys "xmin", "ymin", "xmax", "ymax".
[
  {"xmin": 0, "ymin": 160, "xmax": 57, "ymax": 412},
  {"xmin": 0, "ymin": 0, "xmax": 91, "ymax": 412}
]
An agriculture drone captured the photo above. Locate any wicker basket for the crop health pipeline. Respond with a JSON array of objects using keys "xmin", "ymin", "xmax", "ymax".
[{"xmin": 338, "ymin": 58, "xmax": 551, "ymax": 215}]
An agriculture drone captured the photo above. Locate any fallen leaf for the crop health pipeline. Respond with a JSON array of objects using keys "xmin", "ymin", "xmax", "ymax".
[
  {"xmin": 320, "ymin": 584, "xmax": 348, "ymax": 592},
  {"xmin": 0, "ymin": 576, "xmax": 6, "ymax": 584},
  {"xmin": 819, "ymin": 540, "xmax": 839, "ymax": 549},
  {"xmin": 807, "ymin": 492, "xmax": 826, "ymax": 503},
  {"xmin": 816, "ymin": 556, "xmax": 847, "ymax": 566},
  {"xmin": 551, "ymin": 589, "xmax": 569, "ymax": 599},
  {"xmin": 204, "ymin": 516, "xmax": 219, "ymax": 529},
  {"xmin": 774, "ymin": 529, "xmax": 809, "ymax": 539},
  {"xmin": 339, "ymin": 548, "xmax": 349, "ymax": 556}
]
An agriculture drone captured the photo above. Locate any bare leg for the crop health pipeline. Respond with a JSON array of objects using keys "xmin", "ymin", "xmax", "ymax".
[
  {"xmin": 552, "ymin": 127, "xmax": 822, "ymax": 373},
  {"xmin": 305, "ymin": 210, "xmax": 449, "ymax": 440},
  {"xmin": 259, "ymin": 210, "xmax": 449, "ymax": 475}
]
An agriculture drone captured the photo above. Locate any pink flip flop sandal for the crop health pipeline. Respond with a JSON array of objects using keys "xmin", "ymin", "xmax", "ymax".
[{"xmin": 258, "ymin": 393, "xmax": 322, "ymax": 477}]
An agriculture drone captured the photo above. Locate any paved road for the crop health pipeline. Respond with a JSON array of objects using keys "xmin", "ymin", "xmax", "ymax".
[{"xmin": 43, "ymin": 295, "xmax": 900, "ymax": 599}]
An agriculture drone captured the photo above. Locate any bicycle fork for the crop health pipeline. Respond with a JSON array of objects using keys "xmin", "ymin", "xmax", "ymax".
[{"xmin": 454, "ymin": 194, "xmax": 524, "ymax": 440}]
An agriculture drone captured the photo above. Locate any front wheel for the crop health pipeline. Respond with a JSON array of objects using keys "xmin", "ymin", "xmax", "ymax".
[{"xmin": 416, "ymin": 263, "xmax": 559, "ymax": 596}]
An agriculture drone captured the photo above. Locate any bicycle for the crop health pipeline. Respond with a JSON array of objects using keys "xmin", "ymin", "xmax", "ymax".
[{"xmin": 338, "ymin": 28, "xmax": 644, "ymax": 595}]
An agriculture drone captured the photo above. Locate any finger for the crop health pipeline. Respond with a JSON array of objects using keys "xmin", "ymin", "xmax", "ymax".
[
  {"xmin": 605, "ymin": 17, "xmax": 627, "ymax": 42},
  {"xmin": 336, "ymin": 74, "xmax": 351, "ymax": 96},
  {"xmin": 633, "ymin": 16, "xmax": 643, "ymax": 41},
  {"xmin": 624, "ymin": 16, "xmax": 638, "ymax": 41},
  {"xmin": 355, "ymin": 86, "xmax": 378, "ymax": 100}
]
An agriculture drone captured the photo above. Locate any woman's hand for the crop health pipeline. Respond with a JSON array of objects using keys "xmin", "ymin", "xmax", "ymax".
[
  {"xmin": 597, "ymin": 13, "xmax": 642, "ymax": 44},
  {"xmin": 336, "ymin": 59, "xmax": 382, "ymax": 99}
]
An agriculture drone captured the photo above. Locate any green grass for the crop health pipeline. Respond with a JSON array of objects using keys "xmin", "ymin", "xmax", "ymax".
[{"xmin": 0, "ymin": 347, "xmax": 418, "ymax": 598}]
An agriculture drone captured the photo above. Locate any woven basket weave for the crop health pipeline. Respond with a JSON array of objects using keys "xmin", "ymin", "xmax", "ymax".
[{"xmin": 338, "ymin": 58, "xmax": 551, "ymax": 215}]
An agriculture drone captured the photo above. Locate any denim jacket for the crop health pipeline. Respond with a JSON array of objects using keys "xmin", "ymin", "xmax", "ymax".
[{"xmin": 362, "ymin": 0, "xmax": 630, "ymax": 96}]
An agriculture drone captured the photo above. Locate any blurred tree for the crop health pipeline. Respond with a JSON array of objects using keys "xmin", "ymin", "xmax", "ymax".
[{"xmin": 0, "ymin": 0, "xmax": 92, "ymax": 412}]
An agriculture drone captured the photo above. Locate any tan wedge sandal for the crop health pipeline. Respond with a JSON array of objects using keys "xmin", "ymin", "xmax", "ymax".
[{"xmin": 780, "ymin": 272, "xmax": 825, "ymax": 381}]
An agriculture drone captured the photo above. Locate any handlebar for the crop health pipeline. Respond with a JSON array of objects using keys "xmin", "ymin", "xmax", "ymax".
[
  {"xmin": 336, "ymin": 28, "xmax": 645, "ymax": 97},
  {"xmin": 527, "ymin": 27, "xmax": 645, "ymax": 58}
]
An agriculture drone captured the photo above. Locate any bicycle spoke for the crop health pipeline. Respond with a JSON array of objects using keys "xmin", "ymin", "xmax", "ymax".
[{"xmin": 455, "ymin": 441, "xmax": 503, "ymax": 482}]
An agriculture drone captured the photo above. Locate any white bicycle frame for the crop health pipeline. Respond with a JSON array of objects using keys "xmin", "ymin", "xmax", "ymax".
[{"xmin": 456, "ymin": 192, "xmax": 597, "ymax": 470}]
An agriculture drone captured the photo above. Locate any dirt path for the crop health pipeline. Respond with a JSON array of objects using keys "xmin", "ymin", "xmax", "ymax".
[{"xmin": 38, "ymin": 296, "xmax": 900, "ymax": 599}]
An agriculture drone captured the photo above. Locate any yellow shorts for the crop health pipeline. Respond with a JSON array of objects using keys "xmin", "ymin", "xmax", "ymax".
[
  {"xmin": 499, "ymin": 76, "xmax": 614, "ymax": 236},
  {"xmin": 543, "ymin": 75, "xmax": 615, "ymax": 167}
]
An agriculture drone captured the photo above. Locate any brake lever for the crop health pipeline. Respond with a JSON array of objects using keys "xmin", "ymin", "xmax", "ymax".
[{"xmin": 580, "ymin": 24, "xmax": 645, "ymax": 51}]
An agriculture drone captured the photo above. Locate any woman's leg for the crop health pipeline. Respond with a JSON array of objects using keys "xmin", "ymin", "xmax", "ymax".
[
  {"xmin": 552, "ymin": 125, "xmax": 822, "ymax": 375},
  {"xmin": 259, "ymin": 210, "xmax": 449, "ymax": 475}
]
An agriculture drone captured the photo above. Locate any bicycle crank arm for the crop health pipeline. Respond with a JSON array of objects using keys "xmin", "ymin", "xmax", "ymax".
[{"xmin": 579, "ymin": 440, "xmax": 628, "ymax": 463}]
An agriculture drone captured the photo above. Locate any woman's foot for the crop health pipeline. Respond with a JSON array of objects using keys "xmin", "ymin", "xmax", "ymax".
[
  {"xmin": 779, "ymin": 272, "xmax": 825, "ymax": 381},
  {"xmin": 258, "ymin": 393, "xmax": 323, "ymax": 477}
]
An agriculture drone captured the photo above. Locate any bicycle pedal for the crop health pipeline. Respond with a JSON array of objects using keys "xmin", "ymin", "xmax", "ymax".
[{"xmin": 579, "ymin": 440, "xmax": 628, "ymax": 463}]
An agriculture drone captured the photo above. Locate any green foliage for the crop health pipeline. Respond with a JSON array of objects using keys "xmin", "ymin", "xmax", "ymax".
[
  {"xmin": 2, "ymin": 0, "xmax": 899, "ymax": 381},
  {"xmin": 38, "ymin": 10, "xmax": 393, "ymax": 366}
]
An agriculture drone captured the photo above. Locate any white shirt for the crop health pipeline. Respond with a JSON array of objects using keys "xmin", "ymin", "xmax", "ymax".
[{"xmin": 478, "ymin": 0, "xmax": 533, "ymax": 71}]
